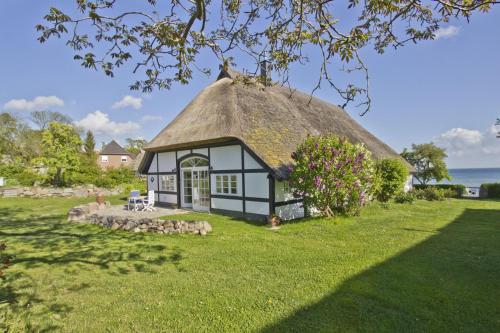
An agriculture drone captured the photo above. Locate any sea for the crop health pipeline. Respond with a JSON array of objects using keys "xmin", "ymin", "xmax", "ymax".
[{"xmin": 421, "ymin": 168, "xmax": 500, "ymax": 187}]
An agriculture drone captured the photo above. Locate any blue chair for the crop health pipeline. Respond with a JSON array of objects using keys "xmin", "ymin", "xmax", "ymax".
[{"xmin": 128, "ymin": 190, "xmax": 142, "ymax": 211}]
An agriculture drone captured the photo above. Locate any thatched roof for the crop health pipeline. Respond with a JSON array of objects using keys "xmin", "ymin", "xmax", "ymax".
[
  {"xmin": 142, "ymin": 68, "xmax": 409, "ymax": 177},
  {"xmin": 100, "ymin": 140, "xmax": 132, "ymax": 156}
]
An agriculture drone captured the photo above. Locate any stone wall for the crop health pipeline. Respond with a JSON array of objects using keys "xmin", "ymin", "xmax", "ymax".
[
  {"xmin": 0, "ymin": 185, "xmax": 122, "ymax": 198},
  {"xmin": 68, "ymin": 203, "xmax": 212, "ymax": 236}
]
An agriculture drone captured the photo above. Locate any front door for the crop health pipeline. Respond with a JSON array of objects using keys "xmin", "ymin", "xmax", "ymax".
[{"xmin": 180, "ymin": 158, "xmax": 210, "ymax": 211}]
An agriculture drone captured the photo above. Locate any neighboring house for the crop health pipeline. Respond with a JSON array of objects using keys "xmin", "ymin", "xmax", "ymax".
[
  {"xmin": 139, "ymin": 67, "xmax": 409, "ymax": 221},
  {"xmin": 98, "ymin": 140, "xmax": 135, "ymax": 169}
]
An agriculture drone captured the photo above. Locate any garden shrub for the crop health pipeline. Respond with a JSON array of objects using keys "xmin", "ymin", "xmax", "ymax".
[
  {"xmin": 479, "ymin": 183, "xmax": 500, "ymax": 198},
  {"xmin": 413, "ymin": 184, "xmax": 465, "ymax": 198},
  {"xmin": 414, "ymin": 187, "xmax": 445, "ymax": 201},
  {"xmin": 289, "ymin": 135, "xmax": 376, "ymax": 217},
  {"xmin": 394, "ymin": 191, "xmax": 416, "ymax": 204},
  {"xmin": 374, "ymin": 158, "xmax": 409, "ymax": 202}
]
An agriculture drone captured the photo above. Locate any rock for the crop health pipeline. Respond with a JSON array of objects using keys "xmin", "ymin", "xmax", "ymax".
[{"xmin": 200, "ymin": 229, "xmax": 207, "ymax": 236}]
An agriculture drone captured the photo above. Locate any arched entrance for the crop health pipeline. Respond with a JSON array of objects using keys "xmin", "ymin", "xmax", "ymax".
[{"xmin": 179, "ymin": 156, "xmax": 210, "ymax": 211}]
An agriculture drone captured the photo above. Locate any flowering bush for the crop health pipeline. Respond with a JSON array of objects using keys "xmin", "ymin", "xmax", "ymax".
[{"xmin": 289, "ymin": 135, "xmax": 376, "ymax": 217}]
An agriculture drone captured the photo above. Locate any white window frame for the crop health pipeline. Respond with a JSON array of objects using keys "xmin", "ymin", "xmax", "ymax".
[
  {"xmin": 215, "ymin": 174, "xmax": 238, "ymax": 195},
  {"xmin": 121, "ymin": 155, "xmax": 128, "ymax": 162},
  {"xmin": 101, "ymin": 155, "xmax": 108, "ymax": 162},
  {"xmin": 283, "ymin": 181, "xmax": 290, "ymax": 194},
  {"xmin": 161, "ymin": 175, "xmax": 176, "ymax": 192}
]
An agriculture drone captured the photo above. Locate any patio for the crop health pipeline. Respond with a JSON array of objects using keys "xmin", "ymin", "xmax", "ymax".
[{"xmin": 94, "ymin": 204, "xmax": 188, "ymax": 219}]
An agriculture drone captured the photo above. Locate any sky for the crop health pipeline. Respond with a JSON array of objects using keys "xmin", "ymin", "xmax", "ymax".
[{"xmin": 1, "ymin": 1, "xmax": 499, "ymax": 168}]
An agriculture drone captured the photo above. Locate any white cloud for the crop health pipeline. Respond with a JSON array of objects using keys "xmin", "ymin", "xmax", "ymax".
[
  {"xmin": 434, "ymin": 26, "xmax": 460, "ymax": 40},
  {"xmin": 112, "ymin": 95, "xmax": 142, "ymax": 110},
  {"xmin": 435, "ymin": 126, "xmax": 500, "ymax": 167},
  {"xmin": 74, "ymin": 111, "xmax": 140, "ymax": 136},
  {"xmin": 436, "ymin": 128, "xmax": 483, "ymax": 156},
  {"xmin": 3, "ymin": 95, "xmax": 64, "ymax": 111},
  {"xmin": 141, "ymin": 115, "xmax": 163, "ymax": 122}
]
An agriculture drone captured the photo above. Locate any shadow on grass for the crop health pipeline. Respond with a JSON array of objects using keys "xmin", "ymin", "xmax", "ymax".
[
  {"xmin": 261, "ymin": 208, "xmax": 500, "ymax": 332},
  {"xmin": 0, "ymin": 204, "xmax": 186, "ymax": 331}
]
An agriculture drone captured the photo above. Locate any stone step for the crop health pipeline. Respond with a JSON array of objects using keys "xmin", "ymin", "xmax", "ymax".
[{"xmin": 2, "ymin": 189, "xmax": 19, "ymax": 197}]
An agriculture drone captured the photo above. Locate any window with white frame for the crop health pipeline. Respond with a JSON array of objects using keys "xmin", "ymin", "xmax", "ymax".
[
  {"xmin": 161, "ymin": 175, "xmax": 176, "ymax": 191},
  {"xmin": 121, "ymin": 155, "xmax": 128, "ymax": 162},
  {"xmin": 283, "ymin": 181, "xmax": 290, "ymax": 193},
  {"xmin": 215, "ymin": 174, "xmax": 237, "ymax": 195},
  {"xmin": 101, "ymin": 155, "xmax": 108, "ymax": 162}
]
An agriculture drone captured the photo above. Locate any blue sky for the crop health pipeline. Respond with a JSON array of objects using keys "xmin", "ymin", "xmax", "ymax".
[{"xmin": 1, "ymin": 1, "xmax": 499, "ymax": 168}]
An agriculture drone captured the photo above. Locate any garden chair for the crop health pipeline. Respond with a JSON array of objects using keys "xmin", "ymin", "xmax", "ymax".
[
  {"xmin": 128, "ymin": 190, "xmax": 142, "ymax": 211},
  {"xmin": 142, "ymin": 190, "xmax": 156, "ymax": 212}
]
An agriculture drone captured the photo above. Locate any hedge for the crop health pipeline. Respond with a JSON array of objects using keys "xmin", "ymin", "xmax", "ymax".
[
  {"xmin": 413, "ymin": 184, "xmax": 466, "ymax": 198},
  {"xmin": 479, "ymin": 183, "xmax": 500, "ymax": 198}
]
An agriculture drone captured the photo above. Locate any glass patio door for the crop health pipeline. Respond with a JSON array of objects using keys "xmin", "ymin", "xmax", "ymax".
[
  {"xmin": 180, "ymin": 157, "xmax": 210, "ymax": 211},
  {"xmin": 192, "ymin": 169, "xmax": 209, "ymax": 211}
]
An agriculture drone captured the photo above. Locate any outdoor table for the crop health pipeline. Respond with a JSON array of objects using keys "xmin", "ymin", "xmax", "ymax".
[{"xmin": 128, "ymin": 196, "xmax": 146, "ymax": 211}]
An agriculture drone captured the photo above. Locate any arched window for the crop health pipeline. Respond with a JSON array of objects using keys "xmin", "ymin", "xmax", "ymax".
[{"xmin": 180, "ymin": 157, "xmax": 209, "ymax": 168}]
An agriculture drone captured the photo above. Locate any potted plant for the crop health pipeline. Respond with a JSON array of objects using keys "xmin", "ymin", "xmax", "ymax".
[
  {"xmin": 268, "ymin": 214, "xmax": 281, "ymax": 227},
  {"xmin": 96, "ymin": 192, "xmax": 105, "ymax": 205}
]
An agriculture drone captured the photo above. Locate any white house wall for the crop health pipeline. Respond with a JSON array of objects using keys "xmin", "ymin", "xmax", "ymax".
[
  {"xmin": 147, "ymin": 143, "xmax": 272, "ymax": 217},
  {"xmin": 210, "ymin": 145, "xmax": 241, "ymax": 170},
  {"xmin": 193, "ymin": 148, "xmax": 208, "ymax": 156},
  {"xmin": 159, "ymin": 193, "xmax": 177, "ymax": 204},
  {"xmin": 177, "ymin": 150, "xmax": 191, "ymax": 159},
  {"xmin": 244, "ymin": 173, "xmax": 269, "ymax": 198},
  {"xmin": 404, "ymin": 175, "xmax": 413, "ymax": 192},
  {"xmin": 246, "ymin": 201, "xmax": 269, "ymax": 215},
  {"xmin": 212, "ymin": 198, "xmax": 243, "ymax": 212},
  {"xmin": 275, "ymin": 180, "xmax": 295, "ymax": 202},
  {"xmin": 276, "ymin": 203, "xmax": 304, "ymax": 220},
  {"xmin": 148, "ymin": 154, "xmax": 158, "ymax": 173},
  {"xmin": 157, "ymin": 152, "xmax": 176, "ymax": 172},
  {"xmin": 244, "ymin": 150, "xmax": 261, "ymax": 169}
]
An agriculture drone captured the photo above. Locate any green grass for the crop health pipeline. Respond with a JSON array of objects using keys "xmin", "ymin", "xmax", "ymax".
[{"xmin": 0, "ymin": 197, "xmax": 499, "ymax": 332}]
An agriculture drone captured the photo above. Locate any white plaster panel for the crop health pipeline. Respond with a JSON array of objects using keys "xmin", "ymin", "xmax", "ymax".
[
  {"xmin": 210, "ymin": 145, "xmax": 241, "ymax": 170},
  {"xmin": 245, "ymin": 201, "xmax": 269, "ymax": 215},
  {"xmin": 147, "ymin": 174, "xmax": 158, "ymax": 192},
  {"xmin": 211, "ymin": 198, "xmax": 243, "ymax": 212},
  {"xmin": 276, "ymin": 203, "xmax": 304, "ymax": 220},
  {"xmin": 148, "ymin": 154, "xmax": 158, "ymax": 173},
  {"xmin": 404, "ymin": 175, "xmax": 413, "ymax": 192},
  {"xmin": 177, "ymin": 150, "xmax": 191, "ymax": 159},
  {"xmin": 275, "ymin": 180, "xmax": 295, "ymax": 202},
  {"xmin": 244, "ymin": 173, "xmax": 269, "ymax": 198},
  {"xmin": 244, "ymin": 150, "xmax": 262, "ymax": 169},
  {"xmin": 157, "ymin": 152, "xmax": 176, "ymax": 172},
  {"xmin": 159, "ymin": 193, "xmax": 177, "ymax": 204},
  {"xmin": 193, "ymin": 148, "xmax": 208, "ymax": 156}
]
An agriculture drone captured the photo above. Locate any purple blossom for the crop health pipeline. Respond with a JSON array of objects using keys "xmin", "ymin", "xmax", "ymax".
[{"xmin": 314, "ymin": 175, "xmax": 322, "ymax": 188}]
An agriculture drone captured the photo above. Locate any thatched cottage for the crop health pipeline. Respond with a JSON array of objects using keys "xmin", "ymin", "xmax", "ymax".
[{"xmin": 139, "ymin": 67, "xmax": 407, "ymax": 220}]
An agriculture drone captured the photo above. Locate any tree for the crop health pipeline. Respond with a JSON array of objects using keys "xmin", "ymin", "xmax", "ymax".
[
  {"xmin": 36, "ymin": 1, "xmax": 499, "ymax": 115},
  {"xmin": 289, "ymin": 135, "xmax": 376, "ymax": 217},
  {"xmin": 35, "ymin": 122, "xmax": 83, "ymax": 186},
  {"xmin": 83, "ymin": 130, "xmax": 96, "ymax": 158},
  {"xmin": 125, "ymin": 138, "xmax": 147, "ymax": 155},
  {"xmin": 0, "ymin": 113, "xmax": 18, "ymax": 157},
  {"xmin": 30, "ymin": 110, "xmax": 73, "ymax": 130},
  {"xmin": 401, "ymin": 143, "xmax": 450, "ymax": 185},
  {"xmin": 374, "ymin": 158, "xmax": 409, "ymax": 202}
]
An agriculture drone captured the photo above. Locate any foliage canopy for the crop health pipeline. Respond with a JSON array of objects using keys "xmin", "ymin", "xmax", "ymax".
[{"xmin": 36, "ymin": 0, "xmax": 499, "ymax": 114}]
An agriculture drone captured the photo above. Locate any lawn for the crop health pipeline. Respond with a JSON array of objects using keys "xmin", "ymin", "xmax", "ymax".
[{"xmin": 0, "ymin": 197, "xmax": 499, "ymax": 332}]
